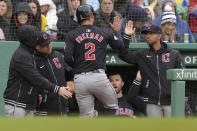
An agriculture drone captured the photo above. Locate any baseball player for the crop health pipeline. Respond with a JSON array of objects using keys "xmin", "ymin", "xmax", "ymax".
[
  {"xmin": 64, "ymin": 4, "xmax": 123, "ymax": 117},
  {"xmin": 34, "ymin": 31, "xmax": 74, "ymax": 116},
  {"xmin": 3, "ymin": 25, "xmax": 72, "ymax": 117},
  {"xmin": 119, "ymin": 22, "xmax": 184, "ymax": 117}
]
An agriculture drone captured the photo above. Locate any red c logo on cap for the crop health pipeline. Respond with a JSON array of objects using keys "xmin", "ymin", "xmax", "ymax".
[
  {"xmin": 43, "ymin": 34, "xmax": 47, "ymax": 40},
  {"xmin": 147, "ymin": 25, "xmax": 151, "ymax": 30}
]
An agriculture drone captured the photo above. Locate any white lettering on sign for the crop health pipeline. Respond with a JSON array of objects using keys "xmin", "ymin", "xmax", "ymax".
[
  {"xmin": 184, "ymin": 56, "xmax": 197, "ymax": 64},
  {"xmin": 185, "ymin": 56, "xmax": 191, "ymax": 64},
  {"xmin": 106, "ymin": 55, "xmax": 117, "ymax": 64},
  {"xmin": 176, "ymin": 70, "xmax": 197, "ymax": 80},
  {"xmin": 193, "ymin": 56, "xmax": 197, "ymax": 63}
]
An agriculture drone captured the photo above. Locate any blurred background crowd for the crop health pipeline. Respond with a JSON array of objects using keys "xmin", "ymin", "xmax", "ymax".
[{"xmin": 0, "ymin": 0, "xmax": 197, "ymax": 43}]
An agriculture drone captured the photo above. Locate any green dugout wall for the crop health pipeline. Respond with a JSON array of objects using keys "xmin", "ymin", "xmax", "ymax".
[{"xmin": 1, "ymin": 42, "xmax": 197, "ymax": 116}]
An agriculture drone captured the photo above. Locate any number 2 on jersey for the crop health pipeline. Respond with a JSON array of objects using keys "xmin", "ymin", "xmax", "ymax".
[{"xmin": 85, "ymin": 43, "xmax": 95, "ymax": 60}]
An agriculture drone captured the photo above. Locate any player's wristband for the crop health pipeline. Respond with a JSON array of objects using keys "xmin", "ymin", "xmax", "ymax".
[
  {"xmin": 133, "ymin": 79, "xmax": 141, "ymax": 86},
  {"xmin": 123, "ymin": 34, "xmax": 132, "ymax": 40},
  {"xmin": 54, "ymin": 85, "xmax": 60, "ymax": 94}
]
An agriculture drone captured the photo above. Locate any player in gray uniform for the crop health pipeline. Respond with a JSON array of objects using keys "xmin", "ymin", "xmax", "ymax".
[{"xmin": 64, "ymin": 4, "xmax": 124, "ymax": 117}]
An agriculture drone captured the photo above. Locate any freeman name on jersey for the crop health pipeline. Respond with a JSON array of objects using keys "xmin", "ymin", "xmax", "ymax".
[{"xmin": 75, "ymin": 33, "xmax": 104, "ymax": 44}]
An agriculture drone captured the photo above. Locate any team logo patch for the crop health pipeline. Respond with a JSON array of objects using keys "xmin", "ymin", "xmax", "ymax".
[
  {"xmin": 115, "ymin": 108, "xmax": 134, "ymax": 117},
  {"xmin": 147, "ymin": 24, "xmax": 151, "ymax": 30},
  {"xmin": 162, "ymin": 53, "xmax": 170, "ymax": 62},
  {"xmin": 43, "ymin": 33, "xmax": 47, "ymax": 40},
  {"xmin": 53, "ymin": 57, "xmax": 62, "ymax": 68}
]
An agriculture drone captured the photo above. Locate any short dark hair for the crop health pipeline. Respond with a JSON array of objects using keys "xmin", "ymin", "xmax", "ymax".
[{"xmin": 107, "ymin": 72, "xmax": 123, "ymax": 81}]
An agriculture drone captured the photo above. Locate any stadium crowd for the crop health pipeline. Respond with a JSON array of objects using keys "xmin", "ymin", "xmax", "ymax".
[
  {"xmin": 1, "ymin": 0, "xmax": 197, "ymax": 117},
  {"xmin": 0, "ymin": 0, "xmax": 197, "ymax": 42}
]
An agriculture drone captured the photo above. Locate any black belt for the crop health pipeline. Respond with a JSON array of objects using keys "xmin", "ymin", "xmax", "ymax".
[{"xmin": 77, "ymin": 69, "xmax": 105, "ymax": 75}]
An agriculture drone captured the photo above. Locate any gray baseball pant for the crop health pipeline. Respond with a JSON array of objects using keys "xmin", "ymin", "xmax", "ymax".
[
  {"xmin": 4, "ymin": 104, "xmax": 34, "ymax": 117},
  {"xmin": 74, "ymin": 71, "xmax": 119, "ymax": 117},
  {"xmin": 146, "ymin": 104, "xmax": 171, "ymax": 117}
]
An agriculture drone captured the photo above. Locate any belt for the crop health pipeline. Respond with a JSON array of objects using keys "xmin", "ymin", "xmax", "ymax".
[{"xmin": 78, "ymin": 69, "xmax": 105, "ymax": 75}]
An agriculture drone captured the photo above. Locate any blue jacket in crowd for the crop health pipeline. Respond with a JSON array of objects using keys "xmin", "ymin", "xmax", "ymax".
[{"xmin": 152, "ymin": 13, "xmax": 195, "ymax": 43}]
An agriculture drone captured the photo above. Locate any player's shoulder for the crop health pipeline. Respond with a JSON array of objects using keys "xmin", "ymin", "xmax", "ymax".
[
  {"xmin": 67, "ymin": 26, "xmax": 81, "ymax": 35},
  {"xmin": 94, "ymin": 26, "xmax": 112, "ymax": 32},
  {"xmin": 52, "ymin": 50, "xmax": 64, "ymax": 58},
  {"xmin": 92, "ymin": 26, "xmax": 114, "ymax": 37},
  {"xmin": 163, "ymin": 42, "xmax": 180, "ymax": 54},
  {"xmin": 65, "ymin": 27, "xmax": 81, "ymax": 40},
  {"xmin": 66, "ymin": 25, "xmax": 93, "ymax": 37}
]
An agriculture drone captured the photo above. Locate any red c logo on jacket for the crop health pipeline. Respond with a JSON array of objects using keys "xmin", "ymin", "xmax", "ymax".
[
  {"xmin": 53, "ymin": 57, "xmax": 62, "ymax": 68},
  {"xmin": 162, "ymin": 53, "xmax": 170, "ymax": 62}
]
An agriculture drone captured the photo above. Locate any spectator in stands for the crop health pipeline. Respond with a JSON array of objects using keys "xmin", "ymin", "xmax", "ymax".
[
  {"xmin": 121, "ymin": 5, "xmax": 148, "ymax": 42},
  {"xmin": 113, "ymin": 0, "xmax": 132, "ymax": 17},
  {"xmin": 34, "ymin": 31, "xmax": 74, "ymax": 116},
  {"xmin": 0, "ymin": 0, "xmax": 12, "ymax": 19},
  {"xmin": 57, "ymin": 0, "xmax": 80, "ymax": 41},
  {"xmin": 161, "ymin": 5, "xmax": 182, "ymax": 43},
  {"xmin": 126, "ymin": 71, "xmax": 146, "ymax": 116},
  {"xmin": 53, "ymin": 0, "xmax": 85, "ymax": 15},
  {"xmin": 94, "ymin": 0, "xmax": 121, "ymax": 29},
  {"xmin": 0, "ymin": 0, "xmax": 12, "ymax": 39},
  {"xmin": 143, "ymin": 6, "xmax": 155, "ymax": 25},
  {"xmin": 152, "ymin": 0, "xmax": 163, "ymax": 18},
  {"xmin": 0, "ymin": 28, "xmax": 5, "ymax": 40},
  {"xmin": 176, "ymin": 3, "xmax": 187, "ymax": 21},
  {"xmin": 151, "ymin": 0, "xmax": 195, "ymax": 43},
  {"xmin": 86, "ymin": 0, "xmax": 100, "ymax": 11},
  {"xmin": 8, "ymin": 2, "xmax": 34, "ymax": 40},
  {"xmin": 38, "ymin": 0, "xmax": 58, "ymax": 41},
  {"xmin": 188, "ymin": 2, "xmax": 197, "ymax": 42},
  {"xmin": 132, "ymin": 0, "xmax": 149, "ymax": 7},
  {"xmin": 27, "ymin": 0, "xmax": 49, "ymax": 33},
  {"xmin": 52, "ymin": 0, "xmax": 68, "ymax": 15},
  {"xmin": 11, "ymin": 0, "xmax": 27, "ymax": 10}
]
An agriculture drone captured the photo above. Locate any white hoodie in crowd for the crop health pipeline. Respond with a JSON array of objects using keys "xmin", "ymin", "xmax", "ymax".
[{"xmin": 38, "ymin": 0, "xmax": 58, "ymax": 30}]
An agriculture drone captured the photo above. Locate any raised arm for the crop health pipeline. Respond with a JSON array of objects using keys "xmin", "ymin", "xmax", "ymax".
[
  {"xmin": 126, "ymin": 71, "xmax": 146, "ymax": 114},
  {"xmin": 106, "ymin": 16, "xmax": 124, "ymax": 49},
  {"xmin": 119, "ymin": 20, "xmax": 138, "ymax": 64}
]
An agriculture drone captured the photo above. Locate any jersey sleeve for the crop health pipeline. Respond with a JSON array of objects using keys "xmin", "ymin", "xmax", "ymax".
[
  {"xmin": 126, "ymin": 79, "xmax": 146, "ymax": 114},
  {"xmin": 104, "ymin": 29, "xmax": 124, "ymax": 49},
  {"xmin": 14, "ymin": 53, "xmax": 60, "ymax": 94},
  {"xmin": 118, "ymin": 34, "xmax": 139, "ymax": 64},
  {"xmin": 64, "ymin": 61, "xmax": 74, "ymax": 81}
]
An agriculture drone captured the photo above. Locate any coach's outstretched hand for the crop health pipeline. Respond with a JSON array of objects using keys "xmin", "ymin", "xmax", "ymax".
[
  {"xmin": 109, "ymin": 16, "xmax": 122, "ymax": 31},
  {"xmin": 124, "ymin": 20, "xmax": 135, "ymax": 36},
  {"xmin": 58, "ymin": 87, "xmax": 73, "ymax": 99}
]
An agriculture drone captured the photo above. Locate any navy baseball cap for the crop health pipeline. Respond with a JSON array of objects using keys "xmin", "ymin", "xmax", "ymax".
[
  {"xmin": 141, "ymin": 25, "xmax": 162, "ymax": 34},
  {"xmin": 37, "ymin": 31, "xmax": 51, "ymax": 46}
]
